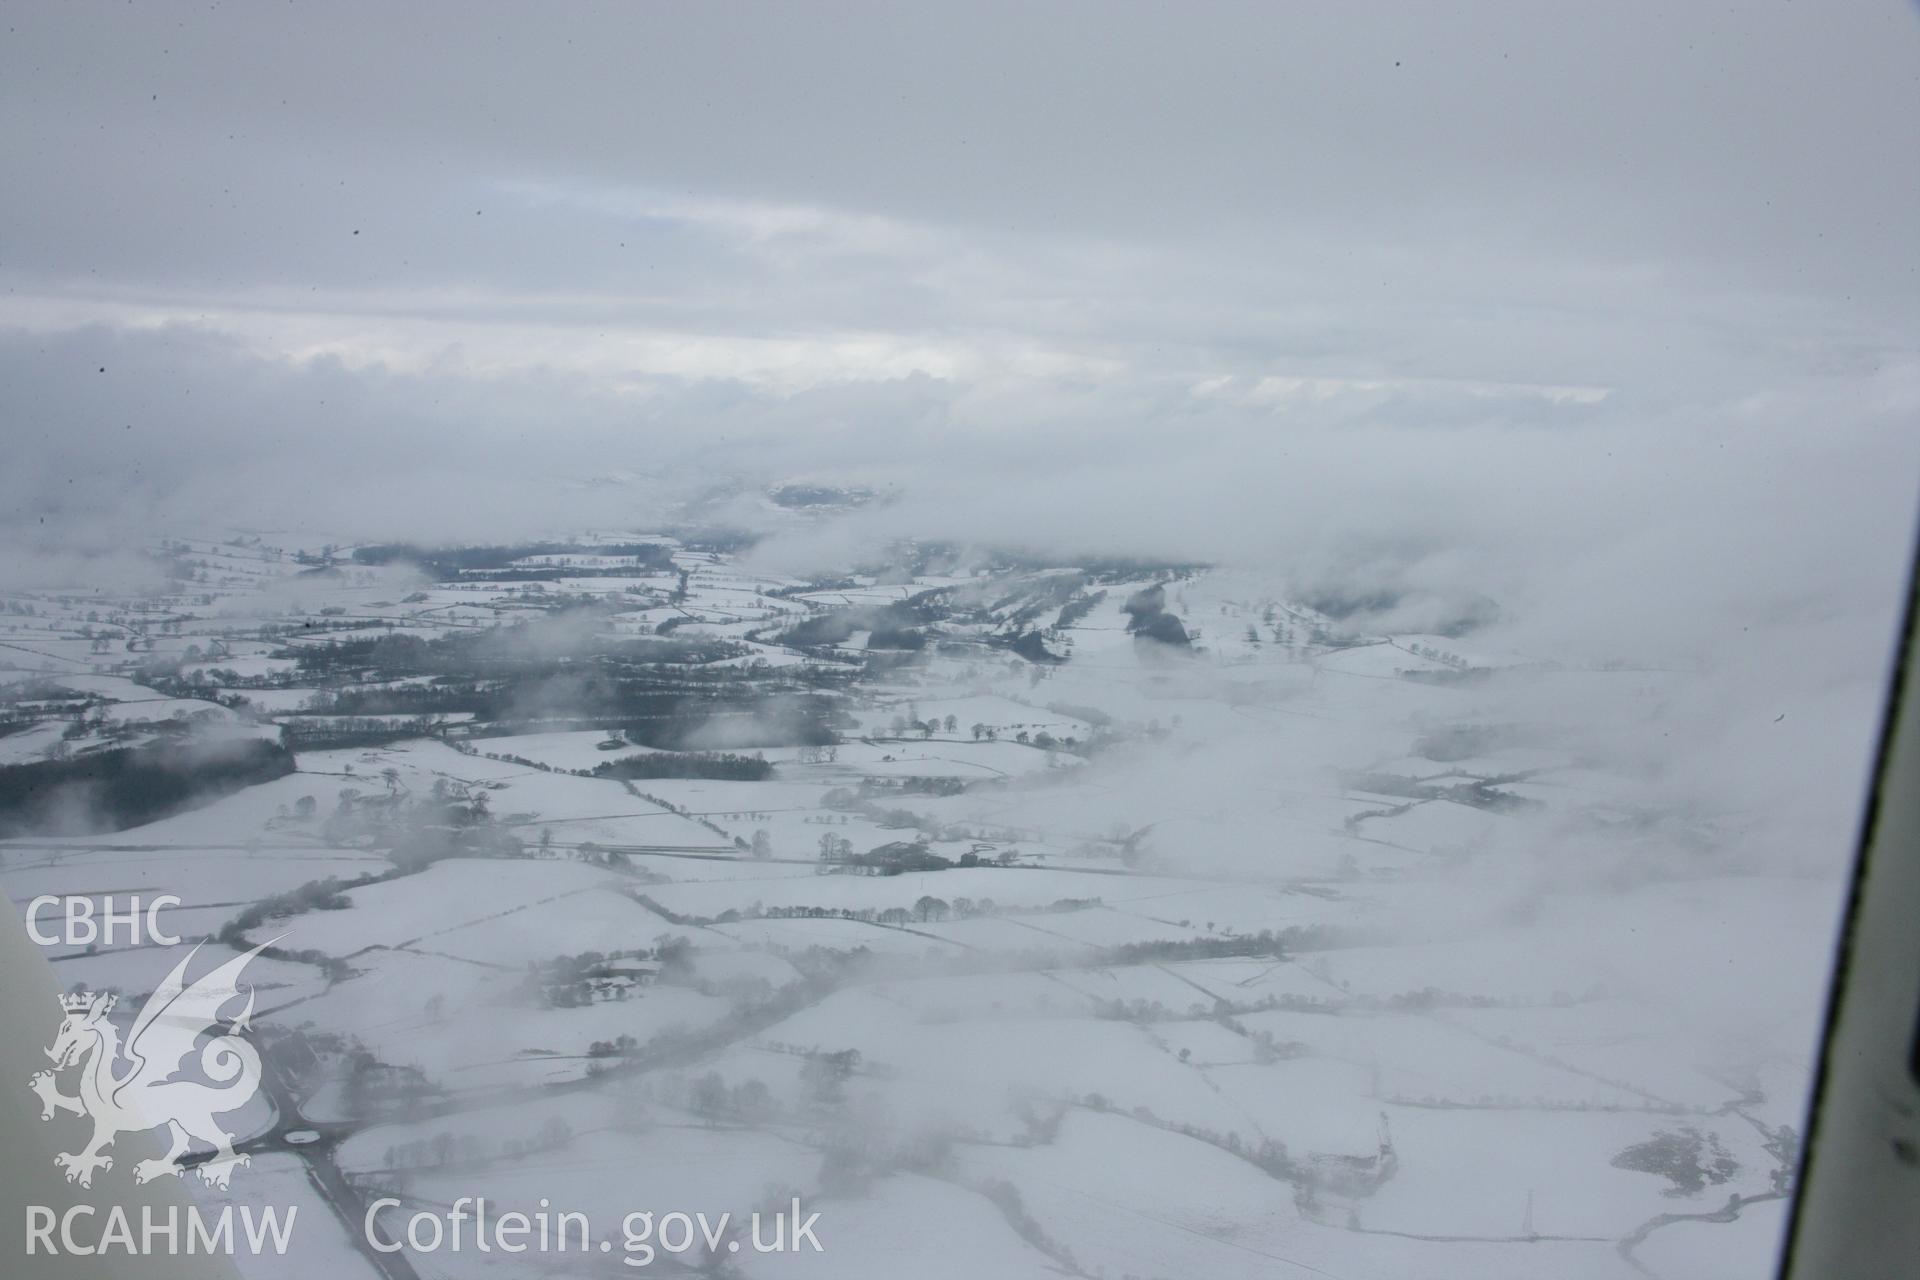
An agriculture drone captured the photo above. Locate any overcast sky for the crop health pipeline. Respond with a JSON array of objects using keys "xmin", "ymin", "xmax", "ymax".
[{"xmin": 1, "ymin": 3, "xmax": 1915, "ymax": 640}]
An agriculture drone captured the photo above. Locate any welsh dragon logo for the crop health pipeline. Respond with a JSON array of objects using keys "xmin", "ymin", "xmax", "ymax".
[{"xmin": 29, "ymin": 940, "xmax": 275, "ymax": 1190}]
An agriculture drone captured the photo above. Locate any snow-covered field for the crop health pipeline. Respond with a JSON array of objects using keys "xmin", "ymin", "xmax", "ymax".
[{"xmin": 0, "ymin": 542, "xmax": 1842, "ymax": 1279}]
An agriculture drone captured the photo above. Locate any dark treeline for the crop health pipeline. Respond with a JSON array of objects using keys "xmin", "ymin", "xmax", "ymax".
[
  {"xmin": 1020, "ymin": 554, "xmax": 1208, "ymax": 581},
  {"xmin": 1399, "ymin": 666, "xmax": 1495, "ymax": 688},
  {"xmin": 351, "ymin": 541, "xmax": 677, "ymax": 580},
  {"xmin": 1045, "ymin": 700, "xmax": 1112, "ymax": 728},
  {"xmin": 674, "ymin": 528, "xmax": 761, "ymax": 554},
  {"xmin": 0, "ymin": 710, "xmax": 43, "ymax": 738},
  {"xmin": 297, "ymin": 685, "xmax": 487, "ymax": 717},
  {"xmin": 865, "ymin": 626, "xmax": 926, "ymax": 650},
  {"xmin": 289, "ymin": 625, "xmax": 744, "ymax": 681},
  {"xmin": 1102, "ymin": 929, "xmax": 1296, "ymax": 965},
  {"xmin": 1295, "ymin": 584, "xmax": 1500, "ymax": 639},
  {"xmin": 860, "ymin": 541, "xmax": 1207, "ymax": 583},
  {"xmin": 588, "ymin": 751, "xmax": 773, "ymax": 781},
  {"xmin": 766, "ymin": 578, "xmax": 861, "ymax": 598},
  {"xmin": 1054, "ymin": 589, "xmax": 1108, "ymax": 630},
  {"xmin": 301, "ymin": 677, "xmax": 842, "ymax": 748},
  {"xmin": 279, "ymin": 716, "xmax": 448, "ymax": 750},
  {"xmin": 1343, "ymin": 769, "xmax": 1541, "ymax": 814},
  {"xmin": 779, "ymin": 597, "xmax": 949, "ymax": 651},
  {"xmin": 977, "ymin": 571, "xmax": 1086, "ymax": 629},
  {"xmin": 768, "ymin": 482, "xmax": 877, "ymax": 508},
  {"xmin": 1007, "ymin": 630, "xmax": 1065, "ymax": 663},
  {"xmin": 0, "ymin": 738, "xmax": 294, "ymax": 837}
]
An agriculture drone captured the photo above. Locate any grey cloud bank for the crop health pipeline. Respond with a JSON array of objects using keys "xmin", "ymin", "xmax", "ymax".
[{"xmin": 1, "ymin": 1, "xmax": 1916, "ymax": 865}]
